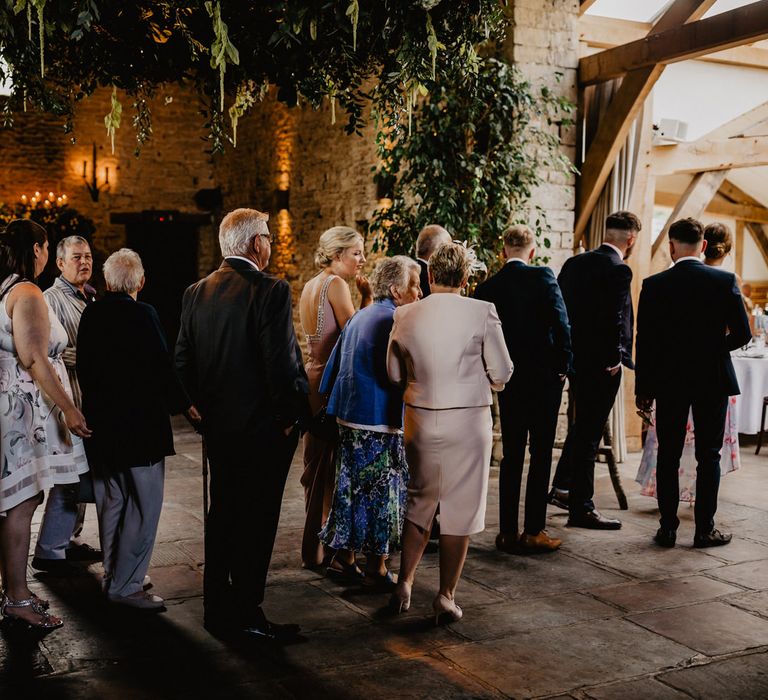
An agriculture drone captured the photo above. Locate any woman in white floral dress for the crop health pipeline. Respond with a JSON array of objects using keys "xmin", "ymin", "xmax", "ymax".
[{"xmin": 0, "ymin": 220, "xmax": 91, "ymax": 632}]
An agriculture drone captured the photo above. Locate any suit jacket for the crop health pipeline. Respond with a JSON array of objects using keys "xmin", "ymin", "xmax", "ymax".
[
  {"xmin": 387, "ymin": 294, "xmax": 513, "ymax": 409},
  {"xmin": 558, "ymin": 244, "xmax": 634, "ymax": 371},
  {"xmin": 635, "ymin": 259, "xmax": 751, "ymax": 399},
  {"xmin": 474, "ymin": 260, "xmax": 573, "ymax": 376},
  {"xmin": 175, "ymin": 257, "xmax": 309, "ymax": 436},
  {"xmin": 417, "ymin": 259, "xmax": 431, "ymax": 297},
  {"xmin": 77, "ymin": 292, "xmax": 190, "ymax": 471}
]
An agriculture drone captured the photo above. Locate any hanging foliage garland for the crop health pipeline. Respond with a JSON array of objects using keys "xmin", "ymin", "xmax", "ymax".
[{"xmin": 0, "ymin": 1, "xmax": 505, "ymax": 153}]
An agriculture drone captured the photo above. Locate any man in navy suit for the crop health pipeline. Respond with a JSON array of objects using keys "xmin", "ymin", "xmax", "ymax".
[
  {"xmin": 414, "ymin": 224, "xmax": 451, "ymax": 297},
  {"xmin": 475, "ymin": 225, "xmax": 572, "ymax": 553},
  {"xmin": 552, "ymin": 211, "xmax": 640, "ymax": 530},
  {"xmin": 636, "ymin": 218, "xmax": 751, "ymax": 548}
]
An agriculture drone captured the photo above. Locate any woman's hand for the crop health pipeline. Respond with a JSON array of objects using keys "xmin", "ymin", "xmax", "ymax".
[
  {"xmin": 356, "ymin": 274, "xmax": 372, "ymax": 303},
  {"xmin": 186, "ymin": 405, "xmax": 202, "ymax": 424},
  {"xmin": 64, "ymin": 407, "xmax": 92, "ymax": 438}
]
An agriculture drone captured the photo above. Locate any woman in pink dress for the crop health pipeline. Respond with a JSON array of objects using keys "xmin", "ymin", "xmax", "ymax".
[
  {"xmin": 299, "ymin": 227, "xmax": 371, "ymax": 571},
  {"xmin": 636, "ymin": 222, "xmax": 740, "ymax": 501}
]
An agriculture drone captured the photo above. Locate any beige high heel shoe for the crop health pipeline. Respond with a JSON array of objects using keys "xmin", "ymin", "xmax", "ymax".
[
  {"xmin": 433, "ymin": 594, "xmax": 463, "ymax": 625},
  {"xmin": 388, "ymin": 580, "xmax": 412, "ymax": 613}
]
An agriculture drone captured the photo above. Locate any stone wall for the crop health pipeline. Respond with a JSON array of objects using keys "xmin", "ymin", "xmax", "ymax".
[{"xmin": 0, "ymin": 85, "xmax": 215, "ymax": 274}]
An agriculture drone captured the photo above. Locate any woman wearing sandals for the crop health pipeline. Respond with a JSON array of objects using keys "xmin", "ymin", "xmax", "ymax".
[
  {"xmin": 0, "ymin": 220, "xmax": 91, "ymax": 632},
  {"xmin": 299, "ymin": 226, "xmax": 371, "ymax": 572},
  {"xmin": 319, "ymin": 256, "xmax": 422, "ymax": 588},
  {"xmin": 387, "ymin": 242, "xmax": 512, "ymax": 623}
]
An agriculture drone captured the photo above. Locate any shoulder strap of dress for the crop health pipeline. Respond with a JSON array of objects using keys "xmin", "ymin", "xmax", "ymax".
[
  {"xmin": 0, "ymin": 274, "xmax": 30, "ymax": 302},
  {"xmin": 314, "ymin": 274, "xmax": 337, "ymax": 335}
]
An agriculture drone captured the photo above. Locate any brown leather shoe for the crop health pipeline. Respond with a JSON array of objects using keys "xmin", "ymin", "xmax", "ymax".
[
  {"xmin": 519, "ymin": 530, "xmax": 562, "ymax": 553},
  {"xmin": 495, "ymin": 532, "xmax": 520, "ymax": 554}
]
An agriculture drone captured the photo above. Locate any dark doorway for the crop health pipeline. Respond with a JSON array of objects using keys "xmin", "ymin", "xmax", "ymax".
[{"xmin": 125, "ymin": 218, "xmax": 199, "ymax": 347}]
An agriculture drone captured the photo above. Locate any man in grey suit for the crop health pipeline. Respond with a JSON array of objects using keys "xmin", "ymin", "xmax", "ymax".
[{"xmin": 32, "ymin": 236, "xmax": 101, "ymax": 573}]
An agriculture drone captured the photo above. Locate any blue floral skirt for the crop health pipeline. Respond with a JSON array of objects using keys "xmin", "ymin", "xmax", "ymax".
[{"xmin": 319, "ymin": 425, "xmax": 409, "ymax": 555}]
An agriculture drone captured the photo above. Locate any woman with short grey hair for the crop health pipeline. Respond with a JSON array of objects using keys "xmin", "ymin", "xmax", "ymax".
[
  {"xmin": 77, "ymin": 248, "xmax": 200, "ymax": 610},
  {"xmin": 319, "ymin": 255, "xmax": 422, "ymax": 587}
]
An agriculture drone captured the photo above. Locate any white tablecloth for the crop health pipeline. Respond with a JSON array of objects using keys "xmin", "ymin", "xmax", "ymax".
[{"xmin": 733, "ymin": 355, "xmax": 768, "ymax": 434}]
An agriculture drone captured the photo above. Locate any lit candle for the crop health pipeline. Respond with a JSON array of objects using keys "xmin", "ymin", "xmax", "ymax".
[
  {"xmin": 61, "ymin": 194, "xmax": 67, "ymax": 201},
  {"xmin": 31, "ymin": 197, "xmax": 37, "ymax": 205},
  {"xmin": 20, "ymin": 195, "xmax": 27, "ymax": 203},
  {"xmin": 48, "ymin": 192, "xmax": 54, "ymax": 200},
  {"xmin": 105, "ymin": 167, "xmax": 109, "ymax": 185},
  {"xmin": 34, "ymin": 191, "xmax": 40, "ymax": 198}
]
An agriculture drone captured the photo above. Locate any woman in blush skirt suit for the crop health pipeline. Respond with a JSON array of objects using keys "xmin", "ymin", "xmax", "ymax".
[{"xmin": 386, "ymin": 241, "xmax": 513, "ymax": 624}]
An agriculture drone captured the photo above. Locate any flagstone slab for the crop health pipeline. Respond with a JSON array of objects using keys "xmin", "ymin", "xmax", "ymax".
[
  {"xmin": 583, "ymin": 677, "xmax": 690, "ymax": 700},
  {"xmin": 440, "ymin": 618, "xmax": 696, "ymax": 698},
  {"xmin": 659, "ymin": 651, "xmax": 768, "ymax": 699},
  {"xmin": 589, "ymin": 575, "xmax": 742, "ymax": 613},
  {"xmin": 727, "ymin": 590, "xmax": 768, "ymax": 617},
  {"xmin": 628, "ymin": 601, "xmax": 768, "ymax": 655},
  {"xmin": 706, "ymin": 559, "xmax": 768, "ymax": 590}
]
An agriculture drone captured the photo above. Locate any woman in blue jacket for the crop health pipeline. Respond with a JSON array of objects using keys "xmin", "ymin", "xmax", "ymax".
[{"xmin": 319, "ymin": 256, "xmax": 422, "ymax": 588}]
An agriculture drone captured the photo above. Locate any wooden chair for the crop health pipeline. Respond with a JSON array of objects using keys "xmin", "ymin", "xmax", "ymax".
[{"xmin": 756, "ymin": 396, "xmax": 768, "ymax": 455}]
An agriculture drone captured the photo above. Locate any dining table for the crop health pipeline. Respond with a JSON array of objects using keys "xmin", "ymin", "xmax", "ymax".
[{"xmin": 732, "ymin": 352, "xmax": 768, "ymax": 434}]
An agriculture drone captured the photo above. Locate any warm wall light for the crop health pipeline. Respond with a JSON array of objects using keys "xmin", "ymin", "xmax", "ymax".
[{"xmin": 82, "ymin": 142, "xmax": 111, "ymax": 202}]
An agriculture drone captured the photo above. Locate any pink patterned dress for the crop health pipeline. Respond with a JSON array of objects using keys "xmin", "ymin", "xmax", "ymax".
[{"xmin": 635, "ymin": 397, "xmax": 739, "ymax": 502}]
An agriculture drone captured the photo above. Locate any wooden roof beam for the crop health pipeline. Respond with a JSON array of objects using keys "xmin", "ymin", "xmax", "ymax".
[
  {"xmin": 655, "ymin": 190, "xmax": 768, "ymax": 223},
  {"xmin": 651, "ymin": 135, "xmax": 768, "ymax": 175},
  {"xmin": 579, "ymin": 0, "xmax": 768, "ymax": 86},
  {"xmin": 580, "ymin": 0, "xmax": 599, "ymax": 16},
  {"xmin": 579, "ymin": 15, "xmax": 768, "ymax": 71}
]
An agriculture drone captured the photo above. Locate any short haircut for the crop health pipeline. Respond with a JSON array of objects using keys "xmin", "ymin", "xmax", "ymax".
[
  {"xmin": 703, "ymin": 222, "xmax": 732, "ymax": 260},
  {"xmin": 370, "ymin": 255, "xmax": 419, "ymax": 301},
  {"xmin": 314, "ymin": 226, "xmax": 362, "ymax": 269},
  {"xmin": 0, "ymin": 218, "xmax": 47, "ymax": 281},
  {"xmin": 219, "ymin": 208, "xmax": 269, "ymax": 258},
  {"xmin": 103, "ymin": 248, "xmax": 144, "ymax": 293},
  {"xmin": 429, "ymin": 242, "xmax": 472, "ymax": 288},
  {"xmin": 56, "ymin": 235, "xmax": 90, "ymax": 261},
  {"xmin": 503, "ymin": 224, "xmax": 534, "ymax": 250},
  {"xmin": 415, "ymin": 224, "xmax": 451, "ymax": 259},
  {"xmin": 669, "ymin": 217, "xmax": 704, "ymax": 245},
  {"xmin": 606, "ymin": 211, "xmax": 642, "ymax": 233}
]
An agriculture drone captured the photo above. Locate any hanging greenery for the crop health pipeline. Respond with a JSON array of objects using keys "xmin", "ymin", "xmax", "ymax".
[
  {"xmin": 0, "ymin": 1, "xmax": 504, "ymax": 153},
  {"xmin": 104, "ymin": 85, "xmax": 122, "ymax": 154},
  {"xmin": 370, "ymin": 57, "xmax": 576, "ymax": 270}
]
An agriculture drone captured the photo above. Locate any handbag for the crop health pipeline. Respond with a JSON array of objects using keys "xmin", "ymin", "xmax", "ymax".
[{"xmin": 308, "ymin": 406, "xmax": 339, "ymax": 442}]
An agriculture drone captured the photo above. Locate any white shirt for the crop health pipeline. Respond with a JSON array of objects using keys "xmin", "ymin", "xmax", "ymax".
[
  {"xmin": 602, "ymin": 242, "xmax": 624, "ymax": 260},
  {"xmin": 226, "ymin": 255, "xmax": 259, "ymax": 271},
  {"xmin": 505, "ymin": 257, "xmax": 527, "ymax": 265},
  {"xmin": 674, "ymin": 255, "xmax": 702, "ymax": 265}
]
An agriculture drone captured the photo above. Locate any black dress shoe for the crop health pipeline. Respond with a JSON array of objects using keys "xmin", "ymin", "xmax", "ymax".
[
  {"xmin": 548, "ymin": 488, "xmax": 569, "ymax": 511},
  {"xmin": 653, "ymin": 528, "xmax": 677, "ymax": 548},
  {"xmin": 66, "ymin": 543, "xmax": 103, "ymax": 562},
  {"xmin": 567, "ymin": 509, "xmax": 622, "ymax": 530},
  {"xmin": 241, "ymin": 620, "xmax": 302, "ymax": 643},
  {"xmin": 31, "ymin": 557, "xmax": 82, "ymax": 574},
  {"xmin": 495, "ymin": 532, "xmax": 520, "ymax": 554},
  {"xmin": 693, "ymin": 529, "xmax": 732, "ymax": 548}
]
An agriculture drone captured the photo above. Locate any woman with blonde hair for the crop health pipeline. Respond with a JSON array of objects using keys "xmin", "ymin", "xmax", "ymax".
[
  {"xmin": 387, "ymin": 241, "xmax": 513, "ymax": 623},
  {"xmin": 299, "ymin": 226, "xmax": 371, "ymax": 573}
]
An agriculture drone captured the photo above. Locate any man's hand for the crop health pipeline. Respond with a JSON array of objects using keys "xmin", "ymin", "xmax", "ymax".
[
  {"xmin": 185, "ymin": 405, "xmax": 202, "ymax": 431},
  {"xmin": 636, "ymin": 396, "xmax": 653, "ymax": 412}
]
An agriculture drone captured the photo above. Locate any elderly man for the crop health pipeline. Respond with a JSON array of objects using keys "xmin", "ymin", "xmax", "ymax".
[
  {"xmin": 415, "ymin": 224, "xmax": 452, "ymax": 297},
  {"xmin": 475, "ymin": 225, "xmax": 572, "ymax": 553},
  {"xmin": 32, "ymin": 235, "xmax": 101, "ymax": 573},
  {"xmin": 176, "ymin": 208, "xmax": 309, "ymax": 641},
  {"xmin": 78, "ymin": 249, "xmax": 197, "ymax": 609}
]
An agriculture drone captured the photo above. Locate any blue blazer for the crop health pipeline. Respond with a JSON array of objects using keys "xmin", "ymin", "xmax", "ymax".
[{"xmin": 320, "ymin": 299, "xmax": 404, "ymax": 429}]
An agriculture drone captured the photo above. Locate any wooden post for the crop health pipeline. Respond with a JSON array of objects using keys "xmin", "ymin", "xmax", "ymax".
[{"xmin": 735, "ymin": 220, "xmax": 745, "ymax": 279}]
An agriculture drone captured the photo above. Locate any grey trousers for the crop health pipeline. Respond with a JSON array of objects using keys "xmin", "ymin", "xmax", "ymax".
[
  {"xmin": 93, "ymin": 460, "xmax": 165, "ymax": 598},
  {"xmin": 34, "ymin": 483, "xmax": 87, "ymax": 560}
]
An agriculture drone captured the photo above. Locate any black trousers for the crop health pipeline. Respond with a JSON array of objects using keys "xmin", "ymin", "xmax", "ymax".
[
  {"xmin": 498, "ymin": 371, "xmax": 564, "ymax": 535},
  {"xmin": 558, "ymin": 367, "xmax": 622, "ymax": 517},
  {"xmin": 203, "ymin": 424, "xmax": 299, "ymax": 623},
  {"xmin": 655, "ymin": 393, "xmax": 728, "ymax": 535}
]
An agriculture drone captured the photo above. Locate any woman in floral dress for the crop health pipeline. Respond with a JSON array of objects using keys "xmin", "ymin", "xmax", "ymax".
[
  {"xmin": 319, "ymin": 256, "xmax": 422, "ymax": 587},
  {"xmin": 0, "ymin": 220, "xmax": 90, "ymax": 632}
]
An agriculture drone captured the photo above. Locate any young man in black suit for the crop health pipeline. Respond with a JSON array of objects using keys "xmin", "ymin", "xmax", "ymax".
[
  {"xmin": 475, "ymin": 225, "xmax": 572, "ymax": 553},
  {"xmin": 176, "ymin": 208, "xmax": 310, "ymax": 640},
  {"xmin": 552, "ymin": 211, "xmax": 640, "ymax": 530},
  {"xmin": 635, "ymin": 218, "xmax": 751, "ymax": 548},
  {"xmin": 414, "ymin": 224, "xmax": 451, "ymax": 297}
]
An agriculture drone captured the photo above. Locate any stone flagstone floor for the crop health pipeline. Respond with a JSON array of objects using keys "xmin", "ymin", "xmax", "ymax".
[{"xmin": 2, "ymin": 419, "xmax": 768, "ymax": 699}]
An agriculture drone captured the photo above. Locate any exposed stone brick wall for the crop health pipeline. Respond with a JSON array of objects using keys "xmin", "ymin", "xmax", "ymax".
[{"xmin": 0, "ymin": 85, "xmax": 215, "ymax": 275}]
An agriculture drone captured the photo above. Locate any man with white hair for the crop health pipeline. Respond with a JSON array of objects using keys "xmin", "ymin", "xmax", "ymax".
[
  {"xmin": 77, "ymin": 248, "xmax": 198, "ymax": 609},
  {"xmin": 176, "ymin": 208, "xmax": 309, "ymax": 641},
  {"xmin": 32, "ymin": 235, "xmax": 101, "ymax": 574},
  {"xmin": 415, "ymin": 224, "xmax": 452, "ymax": 297}
]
